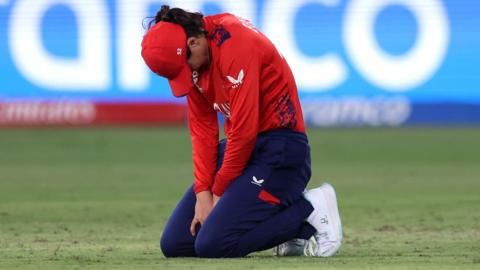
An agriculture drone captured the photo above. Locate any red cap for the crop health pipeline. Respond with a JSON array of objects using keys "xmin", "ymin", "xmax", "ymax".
[{"xmin": 141, "ymin": 22, "xmax": 192, "ymax": 97}]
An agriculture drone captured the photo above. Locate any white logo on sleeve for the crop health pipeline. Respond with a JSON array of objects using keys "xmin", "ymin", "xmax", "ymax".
[
  {"xmin": 251, "ymin": 176, "xmax": 264, "ymax": 186},
  {"xmin": 227, "ymin": 69, "xmax": 244, "ymax": 89}
]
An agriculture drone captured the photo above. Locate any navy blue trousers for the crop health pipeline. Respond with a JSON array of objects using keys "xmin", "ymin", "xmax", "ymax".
[{"xmin": 160, "ymin": 129, "xmax": 316, "ymax": 258}]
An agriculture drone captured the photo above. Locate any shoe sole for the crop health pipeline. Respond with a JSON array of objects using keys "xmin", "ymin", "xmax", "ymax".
[{"xmin": 319, "ymin": 183, "xmax": 343, "ymax": 257}]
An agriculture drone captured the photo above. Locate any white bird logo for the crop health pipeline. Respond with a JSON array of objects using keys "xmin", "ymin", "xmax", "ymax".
[
  {"xmin": 251, "ymin": 176, "xmax": 264, "ymax": 186},
  {"xmin": 227, "ymin": 70, "xmax": 244, "ymax": 88}
]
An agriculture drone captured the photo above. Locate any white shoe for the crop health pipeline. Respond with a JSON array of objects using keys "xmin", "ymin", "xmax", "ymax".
[
  {"xmin": 304, "ymin": 183, "xmax": 343, "ymax": 257},
  {"xmin": 273, "ymin": 238, "xmax": 308, "ymax": 256}
]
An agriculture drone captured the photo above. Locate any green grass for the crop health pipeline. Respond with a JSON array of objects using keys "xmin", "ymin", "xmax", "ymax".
[{"xmin": 0, "ymin": 127, "xmax": 479, "ymax": 269}]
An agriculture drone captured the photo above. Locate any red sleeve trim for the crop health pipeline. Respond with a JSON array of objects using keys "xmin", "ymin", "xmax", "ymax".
[
  {"xmin": 194, "ymin": 184, "xmax": 211, "ymax": 194},
  {"xmin": 211, "ymin": 174, "xmax": 226, "ymax": 196}
]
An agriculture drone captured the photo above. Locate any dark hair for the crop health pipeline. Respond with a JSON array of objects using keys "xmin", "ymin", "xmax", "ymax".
[{"xmin": 145, "ymin": 5, "xmax": 208, "ymax": 38}]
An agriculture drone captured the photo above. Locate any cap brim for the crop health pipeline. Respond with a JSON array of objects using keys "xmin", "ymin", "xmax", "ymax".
[{"xmin": 168, "ymin": 63, "xmax": 193, "ymax": 98}]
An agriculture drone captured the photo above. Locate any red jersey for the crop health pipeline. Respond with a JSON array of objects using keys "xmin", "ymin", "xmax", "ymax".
[{"xmin": 189, "ymin": 13, "xmax": 306, "ymax": 196}]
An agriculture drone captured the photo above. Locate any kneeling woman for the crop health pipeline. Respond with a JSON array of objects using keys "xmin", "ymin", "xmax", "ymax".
[{"xmin": 141, "ymin": 6, "xmax": 343, "ymax": 258}]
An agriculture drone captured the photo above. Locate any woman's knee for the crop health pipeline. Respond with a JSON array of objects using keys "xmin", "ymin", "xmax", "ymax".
[
  {"xmin": 160, "ymin": 231, "xmax": 198, "ymax": 257},
  {"xmin": 194, "ymin": 229, "xmax": 241, "ymax": 258},
  {"xmin": 194, "ymin": 233, "xmax": 224, "ymax": 258},
  {"xmin": 160, "ymin": 232, "xmax": 178, "ymax": 257}
]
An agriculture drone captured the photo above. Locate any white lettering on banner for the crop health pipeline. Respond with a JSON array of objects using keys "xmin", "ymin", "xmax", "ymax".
[
  {"xmin": 344, "ymin": 0, "xmax": 450, "ymax": 91},
  {"xmin": 0, "ymin": 101, "xmax": 96, "ymax": 124},
  {"xmin": 4, "ymin": 0, "xmax": 450, "ymax": 94},
  {"xmin": 302, "ymin": 96, "xmax": 411, "ymax": 127},
  {"xmin": 117, "ymin": 0, "xmax": 176, "ymax": 92},
  {"xmin": 9, "ymin": 0, "xmax": 111, "ymax": 90},
  {"xmin": 117, "ymin": 0, "xmax": 255, "ymax": 91},
  {"xmin": 263, "ymin": 0, "xmax": 348, "ymax": 91}
]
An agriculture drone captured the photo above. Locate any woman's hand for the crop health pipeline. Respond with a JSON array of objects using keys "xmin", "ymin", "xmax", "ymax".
[{"xmin": 190, "ymin": 190, "xmax": 214, "ymax": 236}]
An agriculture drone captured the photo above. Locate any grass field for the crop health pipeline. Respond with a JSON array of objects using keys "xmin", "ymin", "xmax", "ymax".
[{"xmin": 0, "ymin": 127, "xmax": 479, "ymax": 269}]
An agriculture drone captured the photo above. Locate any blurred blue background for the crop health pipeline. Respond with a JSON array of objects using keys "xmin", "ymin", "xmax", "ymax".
[{"xmin": 0, "ymin": 0, "xmax": 479, "ymax": 126}]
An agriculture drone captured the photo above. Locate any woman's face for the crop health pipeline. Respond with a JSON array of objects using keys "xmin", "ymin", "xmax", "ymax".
[{"xmin": 186, "ymin": 36, "xmax": 210, "ymax": 71}]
